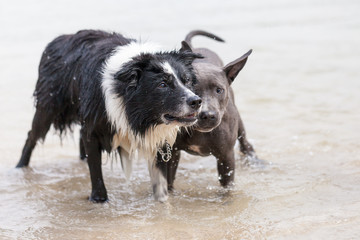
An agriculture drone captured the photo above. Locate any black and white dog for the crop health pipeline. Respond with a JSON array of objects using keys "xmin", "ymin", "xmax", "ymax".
[{"xmin": 16, "ymin": 30, "xmax": 202, "ymax": 202}]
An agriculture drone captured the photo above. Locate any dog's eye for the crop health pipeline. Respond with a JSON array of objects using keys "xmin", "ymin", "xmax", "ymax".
[
  {"xmin": 158, "ymin": 82, "xmax": 167, "ymax": 88},
  {"xmin": 216, "ymin": 88, "xmax": 224, "ymax": 94}
]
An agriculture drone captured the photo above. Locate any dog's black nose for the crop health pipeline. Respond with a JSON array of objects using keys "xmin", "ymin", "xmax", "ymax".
[
  {"xmin": 199, "ymin": 111, "xmax": 217, "ymax": 121},
  {"xmin": 187, "ymin": 95, "xmax": 202, "ymax": 110}
]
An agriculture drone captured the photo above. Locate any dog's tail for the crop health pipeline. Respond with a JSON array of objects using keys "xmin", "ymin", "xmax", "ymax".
[{"xmin": 185, "ymin": 30, "xmax": 225, "ymax": 48}]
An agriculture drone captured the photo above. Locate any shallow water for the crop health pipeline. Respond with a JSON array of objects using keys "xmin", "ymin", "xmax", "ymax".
[{"xmin": 1, "ymin": 0, "xmax": 360, "ymax": 239}]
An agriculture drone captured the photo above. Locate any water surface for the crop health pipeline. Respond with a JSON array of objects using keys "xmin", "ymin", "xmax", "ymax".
[{"xmin": 0, "ymin": 0, "xmax": 359, "ymax": 239}]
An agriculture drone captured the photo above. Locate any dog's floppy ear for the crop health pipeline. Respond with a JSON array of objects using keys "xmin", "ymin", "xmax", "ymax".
[
  {"xmin": 223, "ymin": 49, "xmax": 252, "ymax": 84},
  {"xmin": 114, "ymin": 66, "xmax": 142, "ymax": 89},
  {"xmin": 180, "ymin": 41, "xmax": 193, "ymax": 53}
]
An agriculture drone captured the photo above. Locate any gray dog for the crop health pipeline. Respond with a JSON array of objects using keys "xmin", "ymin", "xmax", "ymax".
[{"xmin": 157, "ymin": 30, "xmax": 263, "ymax": 189}]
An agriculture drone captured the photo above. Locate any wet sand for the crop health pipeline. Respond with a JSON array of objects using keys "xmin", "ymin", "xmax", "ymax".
[{"xmin": 1, "ymin": 0, "xmax": 360, "ymax": 239}]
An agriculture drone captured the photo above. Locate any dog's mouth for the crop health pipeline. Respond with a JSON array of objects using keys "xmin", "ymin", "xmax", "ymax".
[
  {"xmin": 194, "ymin": 125, "xmax": 217, "ymax": 133},
  {"xmin": 163, "ymin": 112, "xmax": 198, "ymax": 124},
  {"xmin": 194, "ymin": 119, "xmax": 221, "ymax": 132}
]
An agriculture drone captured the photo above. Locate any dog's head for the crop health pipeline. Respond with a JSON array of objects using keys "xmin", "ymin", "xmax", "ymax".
[
  {"xmin": 102, "ymin": 42, "xmax": 203, "ymax": 137},
  {"xmin": 193, "ymin": 50, "xmax": 252, "ymax": 132}
]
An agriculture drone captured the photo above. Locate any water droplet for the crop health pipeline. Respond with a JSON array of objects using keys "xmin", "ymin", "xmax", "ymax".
[{"xmin": 227, "ymin": 170, "xmax": 234, "ymax": 176}]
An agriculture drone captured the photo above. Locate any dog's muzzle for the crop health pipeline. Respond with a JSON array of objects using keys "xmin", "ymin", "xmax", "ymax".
[
  {"xmin": 194, "ymin": 110, "xmax": 221, "ymax": 132},
  {"xmin": 162, "ymin": 95, "xmax": 202, "ymax": 125}
]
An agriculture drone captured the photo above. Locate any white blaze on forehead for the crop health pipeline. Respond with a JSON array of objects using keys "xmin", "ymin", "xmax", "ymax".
[
  {"xmin": 162, "ymin": 61, "xmax": 178, "ymax": 78},
  {"xmin": 161, "ymin": 61, "xmax": 196, "ymax": 98}
]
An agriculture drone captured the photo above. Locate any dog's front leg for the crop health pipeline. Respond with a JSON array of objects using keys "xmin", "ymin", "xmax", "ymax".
[
  {"xmin": 79, "ymin": 137, "xmax": 87, "ymax": 160},
  {"xmin": 149, "ymin": 150, "xmax": 170, "ymax": 202},
  {"xmin": 215, "ymin": 149, "xmax": 235, "ymax": 187},
  {"xmin": 157, "ymin": 149, "xmax": 181, "ymax": 191},
  {"xmin": 81, "ymin": 129, "xmax": 108, "ymax": 203}
]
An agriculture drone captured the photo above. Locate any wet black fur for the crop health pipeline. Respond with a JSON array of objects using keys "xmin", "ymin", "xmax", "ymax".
[
  {"xmin": 16, "ymin": 30, "xmax": 200, "ymax": 202},
  {"xmin": 35, "ymin": 30, "xmax": 130, "ymax": 138}
]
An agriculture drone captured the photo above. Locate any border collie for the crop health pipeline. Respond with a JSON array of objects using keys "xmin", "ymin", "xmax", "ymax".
[{"xmin": 16, "ymin": 30, "xmax": 202, "ymax": 202}]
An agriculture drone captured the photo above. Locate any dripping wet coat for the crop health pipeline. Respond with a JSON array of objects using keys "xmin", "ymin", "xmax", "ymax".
[{"xmin": 17, "ymin": 30, "xmax": 202, "ymax": 202}]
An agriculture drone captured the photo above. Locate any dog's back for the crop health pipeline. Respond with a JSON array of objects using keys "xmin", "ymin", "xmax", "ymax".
[{"xmin": 35, "ymin": 30, "xmax": 132, "ymax": 133}]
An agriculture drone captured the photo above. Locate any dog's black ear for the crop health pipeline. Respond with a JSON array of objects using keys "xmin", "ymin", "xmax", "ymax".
[
  {"xmin": 180, "ymin": 41, "xmax": 204, "ymax": 62},
  {"xmin": 179, "ymin": 45, "xmax": 204, "ymax": 66},
  {"xmin": 180, "ymin": 41, "xmax": 193, "ymax": 53},
  {"xmin": 182, "ymin": 52, "xmax": 204, "ymax": 66},
  {"xmin": 114, "ymin": 67, "xmax": 142, "ymax": 89},
  {"xmin": 223, "ymin": 49, "xmax": 252, "ymax": 84}
]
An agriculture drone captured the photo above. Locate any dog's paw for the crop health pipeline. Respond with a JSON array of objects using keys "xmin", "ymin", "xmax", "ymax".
[
  {"xmin": 89, "ymin": 195, "xmax": 108, "ymax": 203},
  {"xmin": 89, "ymin": 189, "xmax": 108, "ymax": 203},
  {"xmin": 242, "ymin": 152, "xmax": 269, "ymax": 168},
  {"xmin": 153, "ymin": 182, "xmax": 169, "ymax": 202},
  {"xmin": 152, "ymin": 174, "xmax": 169, "ymax": 202}
]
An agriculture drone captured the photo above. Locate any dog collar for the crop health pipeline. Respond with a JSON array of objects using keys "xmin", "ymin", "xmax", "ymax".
[{"xmin": 158, "ymin": 141, "xmax": 172, "ymax": 162}]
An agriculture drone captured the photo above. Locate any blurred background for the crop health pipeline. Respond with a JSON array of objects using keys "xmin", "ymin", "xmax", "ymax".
[{"xmin": 0, "ymin": 0, "xmax": 359, "ymax": 239}]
